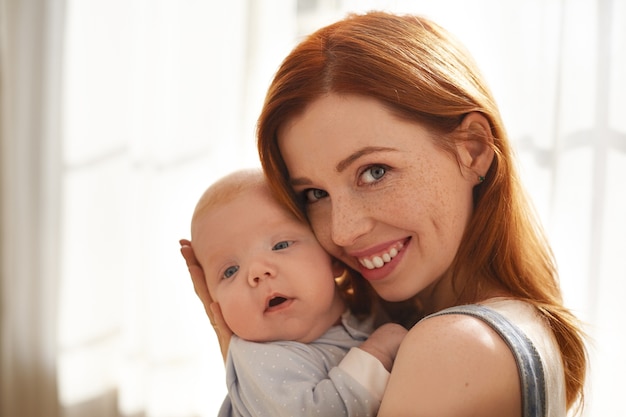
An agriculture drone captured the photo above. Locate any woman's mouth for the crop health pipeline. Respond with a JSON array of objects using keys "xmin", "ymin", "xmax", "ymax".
[{"xmin": 357, "ymin": 241, "xmax": 405, "ymax": 270}]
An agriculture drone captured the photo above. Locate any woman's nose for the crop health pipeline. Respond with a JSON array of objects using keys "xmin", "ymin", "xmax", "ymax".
[{"xmin": 330, "ymin": 195, "xmax": 373, "ymax": 247}]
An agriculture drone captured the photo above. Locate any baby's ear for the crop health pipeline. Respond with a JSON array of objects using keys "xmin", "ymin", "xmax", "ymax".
[{"xmin": 455, "ymin": 112, "xmax": 494, "ymax": 181}]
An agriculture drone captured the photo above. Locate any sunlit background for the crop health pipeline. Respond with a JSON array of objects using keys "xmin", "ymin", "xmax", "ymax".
[{"xmin": 1, "ymin": 0, "xmax": 624, "ymax": 416}]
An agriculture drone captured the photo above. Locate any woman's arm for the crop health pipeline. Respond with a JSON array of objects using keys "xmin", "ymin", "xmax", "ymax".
[
  {"xmin": 180, "ymin": 239, "xmax": 232, "ymax": 362},
  {"xmin": 377, "ymin": 314, "xmax": 522, "ymax": 417}
]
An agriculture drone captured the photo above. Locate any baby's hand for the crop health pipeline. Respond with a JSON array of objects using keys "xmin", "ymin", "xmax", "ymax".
[{"xmin": 358, "ymin": 323, "xmax": 408, "ymax": 372}]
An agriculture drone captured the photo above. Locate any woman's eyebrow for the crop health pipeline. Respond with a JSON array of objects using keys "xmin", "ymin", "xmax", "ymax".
[
  {"xmin": 289, "ymin": 146, "xmax": 397, "ymax": 187},
  {"xmin": 290, "ymin": 177, "xmax": 312, "ymax": 187},
  {"xmin": 335, "ymin": 146, "xmax": 397, "ymax": 172}
]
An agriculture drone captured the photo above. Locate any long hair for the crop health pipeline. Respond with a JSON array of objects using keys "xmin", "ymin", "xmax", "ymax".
[{"xmin": 257, "ymin": 11, "xmax": 586, "ymax": 410}]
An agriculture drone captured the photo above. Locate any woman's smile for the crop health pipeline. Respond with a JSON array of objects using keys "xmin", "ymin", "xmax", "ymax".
[{"xmin": 350, "ymin": 238, "xmax": 409, "ymax": 281}]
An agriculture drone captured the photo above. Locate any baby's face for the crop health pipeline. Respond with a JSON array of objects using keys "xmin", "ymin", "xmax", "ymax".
[{"xmin": 192, "ymin": 186, "xmax": 345, "ymax": 343}]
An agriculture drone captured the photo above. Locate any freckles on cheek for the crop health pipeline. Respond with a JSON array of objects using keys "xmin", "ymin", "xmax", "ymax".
[{"xmin": 429, "ymin": 188, "xmax": 470, "ymax": 238}]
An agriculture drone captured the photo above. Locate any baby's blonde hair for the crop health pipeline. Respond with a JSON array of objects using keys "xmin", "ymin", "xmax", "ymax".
[{"xmin": 191, "ymin": 168, "xmax": 266, "ymax": 237}]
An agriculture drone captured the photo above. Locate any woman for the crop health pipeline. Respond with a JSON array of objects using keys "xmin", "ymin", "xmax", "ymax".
[{"xmin": 183, "ymin": 11, "xmax": 586, "ymax": 416}]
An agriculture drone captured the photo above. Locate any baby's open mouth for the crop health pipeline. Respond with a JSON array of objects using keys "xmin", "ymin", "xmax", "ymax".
[{"xmin": 268, "ymin": 296, "xmax": 287, "ymax": 307}]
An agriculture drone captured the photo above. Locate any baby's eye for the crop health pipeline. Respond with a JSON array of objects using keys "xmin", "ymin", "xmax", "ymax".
[
  {"xmin": 272, "ymin": 241, "xmax": 292, "ymax": 251},
  {"xmin": 304, "ymin": 188, "xmax": 328, "ymax": 203},
  {"xmin": 222, "ymin": 265, "xmax": 239, "ymax": 279},
  {"xmin": 361, "ymin": 165, "xmax": 387, "ymax": 184}
]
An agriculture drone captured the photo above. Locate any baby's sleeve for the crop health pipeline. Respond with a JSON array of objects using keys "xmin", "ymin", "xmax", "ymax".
[{"xmin": 336, "ymin": 347, "xmax": 390, "ymax": 403}]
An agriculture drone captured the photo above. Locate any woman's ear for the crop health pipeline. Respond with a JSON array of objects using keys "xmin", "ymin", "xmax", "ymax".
[{"xmin": 455, "ymin": 112, "xmax": 495, "ymax": 182}]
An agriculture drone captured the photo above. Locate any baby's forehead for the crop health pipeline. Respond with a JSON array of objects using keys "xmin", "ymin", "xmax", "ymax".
[
  {"xmin": 193, "ymin": 184, "xmax": 298, "ymax": 234},
  {"xmin": 194, "ymin": 189, "xmax": 303, "ymax": 262}
]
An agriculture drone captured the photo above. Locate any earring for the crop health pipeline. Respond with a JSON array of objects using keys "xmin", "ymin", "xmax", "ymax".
[{"xmin": 478, "ymin": 175, "xmax": 485, "ymax": 183}]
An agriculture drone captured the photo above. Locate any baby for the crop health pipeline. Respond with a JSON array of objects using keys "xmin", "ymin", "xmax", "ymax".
[{"xmin": 189, "ymin": 169, "xmax": 406, "ymax": 417}]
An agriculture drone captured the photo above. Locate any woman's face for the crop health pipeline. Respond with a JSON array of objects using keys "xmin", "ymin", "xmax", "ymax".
[{"xmin": 278, "ymin": 94, "xmax": 478, "ymax": 304}]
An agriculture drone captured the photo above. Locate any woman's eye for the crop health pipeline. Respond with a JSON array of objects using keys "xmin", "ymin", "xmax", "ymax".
[
  {"xmin": 272, "ymin": 241, "xmax": 292, "ymax": 251},
  {"xmin": 361, "ymin": 165, "xmax": 387, "ymax": 184},
  {"xmin": 304, "ymin": 188, "xmax": 328, "ymax": 203},
  {"xmin": 222, "ymin": 265, "xmax": 239, "ymax": 279}
]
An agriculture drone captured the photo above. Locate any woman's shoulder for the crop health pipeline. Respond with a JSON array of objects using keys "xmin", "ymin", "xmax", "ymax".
[
  {"xmin": 377, "ymin": 304, "xmax": 522, "ymax": 416},
  {"xmin": 407, "ymin": 307, "xmax": 520, "ymax": 363}
]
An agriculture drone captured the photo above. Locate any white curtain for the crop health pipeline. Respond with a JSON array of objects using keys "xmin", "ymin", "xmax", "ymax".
[
  {"xmin": 1, "ymin": 1, "xmax": 623, "ymax": 416},
  {"xmin": 1, "ymin": 1, "xmax": 65, "ymax": 417}
]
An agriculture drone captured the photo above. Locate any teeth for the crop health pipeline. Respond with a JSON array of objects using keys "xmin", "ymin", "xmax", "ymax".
[{"xmin": 358, "ymin": 243, "xmax": 403, "ymax": 270}]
